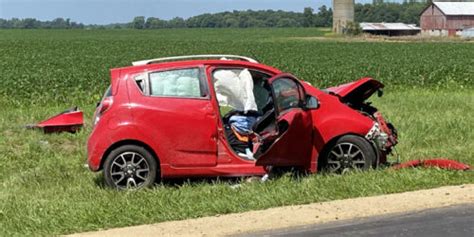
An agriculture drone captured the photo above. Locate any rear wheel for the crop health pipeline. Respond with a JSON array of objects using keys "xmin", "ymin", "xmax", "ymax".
[
  {"xmin": 321, "ymin": 135, "xmax": 376, "ymax": 173},
  {"xmin": 103, "ymin": 145, "xmax": 158, "ymax": 189}
]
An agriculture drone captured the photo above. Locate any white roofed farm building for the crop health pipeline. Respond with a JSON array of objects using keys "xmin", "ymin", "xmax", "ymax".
[{"xmin": 360, "ymin": 22, "xmax": 421, "ymax": 36}]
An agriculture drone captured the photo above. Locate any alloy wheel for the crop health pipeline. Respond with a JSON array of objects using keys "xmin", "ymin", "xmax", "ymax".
[
  {"xmin": 327, "ymin": 142, "xmax": 366, "ymax": 173},
  {"xmin": 109, "ymin": 151, "xmax": 150, "ymax": 189}
]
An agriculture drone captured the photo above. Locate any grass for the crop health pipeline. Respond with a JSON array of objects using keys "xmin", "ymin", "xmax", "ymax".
[
  {"xmin": 0, "ymin": 28, "xmax": 472, "ymax": 106},
  {"xmin": 0, "ymin": 28, "xmax": 473, "ymax": 236},
  {"xmin": 1, "ymin": 88, "xmax": 472, "ymax": 236}
]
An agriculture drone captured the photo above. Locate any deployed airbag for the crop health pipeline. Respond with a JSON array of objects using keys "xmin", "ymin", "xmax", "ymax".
[{"xmin": 213, "ymin": 69, "xmax": 258, "ymax": 112}]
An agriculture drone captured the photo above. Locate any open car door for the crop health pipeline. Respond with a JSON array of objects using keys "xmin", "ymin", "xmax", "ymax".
[{"xmin": 254, "ymin": 74, "xmax": 314, "ymax": 168}]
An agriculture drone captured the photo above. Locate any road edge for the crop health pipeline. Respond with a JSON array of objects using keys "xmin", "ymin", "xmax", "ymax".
[{"xmin": 68, "ymin": 184, "xmax": 474, "ymax": 237}]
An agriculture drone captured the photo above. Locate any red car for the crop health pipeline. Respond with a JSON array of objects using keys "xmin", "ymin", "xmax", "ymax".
[{"xmin": 87, "ymin": 55, "xmax": 397, "ymax": 189}]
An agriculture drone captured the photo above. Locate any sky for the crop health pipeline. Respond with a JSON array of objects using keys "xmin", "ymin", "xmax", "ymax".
[{"xmin": 0, "ymin": 0, "xmax": 394, "ymax": 25}]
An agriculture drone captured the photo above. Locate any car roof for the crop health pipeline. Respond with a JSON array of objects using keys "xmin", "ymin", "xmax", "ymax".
[{"xmin": 112, "ymin": 59, "xmax": 282, "ymax": 76}]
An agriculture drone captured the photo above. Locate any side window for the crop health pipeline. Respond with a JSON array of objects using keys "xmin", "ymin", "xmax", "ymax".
[
  {"xmin": 272, "ymin": 78, "xmax": 303, "ymax": 112},
  {"xmin": 149, "ymin": 68, "xmax": 204, "ymax": 98}
]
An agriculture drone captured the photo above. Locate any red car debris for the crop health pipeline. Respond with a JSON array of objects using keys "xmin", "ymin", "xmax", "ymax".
[
  {"xmin": 87, "ymin": 55, "xmax": 399, "ymax": 189},
  {"xmin": 393, "ymin": 159, "xmax": 470, "ymax": 171},
  {"xmin": 27, "ymin": 107, "xmax": 84, "ymax": 133}
]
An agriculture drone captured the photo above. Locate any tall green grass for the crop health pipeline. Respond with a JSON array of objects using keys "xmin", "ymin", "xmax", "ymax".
[{"xmin": 0, "ymin": 29, "xmax": 472, "ymax": 106}]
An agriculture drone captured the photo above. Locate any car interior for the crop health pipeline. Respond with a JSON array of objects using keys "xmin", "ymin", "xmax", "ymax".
[{"xmin": 212, "ymin": 68, "xmax": 283, "ymax": 160}]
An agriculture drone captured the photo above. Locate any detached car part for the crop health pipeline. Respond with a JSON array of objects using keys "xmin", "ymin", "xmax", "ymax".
[
  {"xmin": 392, "ymin": 159, "xmax": 470, "ymax": 171},
  {"xmin": 27, "ymin": 107, "xmax": 84, "ymax": 133}
]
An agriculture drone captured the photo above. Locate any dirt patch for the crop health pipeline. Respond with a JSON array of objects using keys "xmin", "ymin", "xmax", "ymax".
[
  {"xmin": 288, "ymin": 35, "xmax": 474, "ymax": 43},
  {"xmin": 68, "ymin": 184, "xmax": 474, "ymax": 237}
]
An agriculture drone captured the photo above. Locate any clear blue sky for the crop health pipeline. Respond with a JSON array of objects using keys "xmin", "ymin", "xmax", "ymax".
[{"xmin": 0, "ymin": 0, "xmax": 396, "ymax": 24}]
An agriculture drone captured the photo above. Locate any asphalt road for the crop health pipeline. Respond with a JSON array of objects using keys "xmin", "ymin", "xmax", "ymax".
[{"xmin": 242, "ymin": 204, "xmax": 474, "ymax": 237}]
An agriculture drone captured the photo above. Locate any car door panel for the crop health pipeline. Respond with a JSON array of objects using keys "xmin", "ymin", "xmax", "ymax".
[
  {"xmin": 255, "ymin": 109, "xmax": 313, "ymax": 167},
  {"xmin": 255, "ymin": 74, "xmax": 314, "ymax": 167}
]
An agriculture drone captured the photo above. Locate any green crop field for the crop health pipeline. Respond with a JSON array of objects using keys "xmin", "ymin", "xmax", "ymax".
[{"xmin": 0, "ymin": 28, "xmax": 473, "ymax": 236}]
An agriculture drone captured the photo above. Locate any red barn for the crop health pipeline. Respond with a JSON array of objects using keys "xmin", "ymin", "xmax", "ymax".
[{"xmin": 420, "ymin": 2, "xmax": 474, "ymax": 36}]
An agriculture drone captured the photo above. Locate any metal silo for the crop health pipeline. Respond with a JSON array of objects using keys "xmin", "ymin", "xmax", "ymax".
[{"xmin": 333, "ymin": 0, "xmax": 355, "ymax": 33}]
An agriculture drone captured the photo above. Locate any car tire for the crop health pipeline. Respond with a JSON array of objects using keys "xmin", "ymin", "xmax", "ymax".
[
  {"xmin": 103, "ymin": 145, "xmax": 158, "ymax": 189},
  {"xmin": 321, "ymin": 135, "xmax": 376, "ymax": 173}
]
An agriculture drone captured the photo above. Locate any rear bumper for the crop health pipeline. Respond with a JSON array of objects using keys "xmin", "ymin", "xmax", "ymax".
[
  {"xmin": 87, "ymin": 146, "xmax": 104, "ymax": 172},
  {"xmin": 87, "ymin": 128, "xmax": 109, "ymax": 172}
]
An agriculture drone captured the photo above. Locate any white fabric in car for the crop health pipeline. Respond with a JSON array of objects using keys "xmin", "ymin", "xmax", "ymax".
[{"xmin": 213, "ymin": 69, "xmax": 258, "ymax": 112}]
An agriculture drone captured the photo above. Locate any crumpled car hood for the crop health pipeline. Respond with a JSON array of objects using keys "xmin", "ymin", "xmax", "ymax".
[{"xmin": 326, "ymin": 77, "xmax": 384, "ymax": 103}]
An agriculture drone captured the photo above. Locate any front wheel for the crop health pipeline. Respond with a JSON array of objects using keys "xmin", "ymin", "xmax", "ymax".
[
  {"xmin": 103, "ymin": 145, "xmax": 158, "ymax": 189},
  {"xmin": 321, "ymin": 135, "xmax": 376, "ymax": 173}
]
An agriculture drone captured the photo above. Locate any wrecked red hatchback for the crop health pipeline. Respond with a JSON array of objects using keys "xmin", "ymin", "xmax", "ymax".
[{"xmin": 87, "ymin": 55, "xmax": 398, "ymax": 189}]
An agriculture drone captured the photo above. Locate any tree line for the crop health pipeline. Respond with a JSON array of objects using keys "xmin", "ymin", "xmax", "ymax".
[
  {"xmin": 356, "ymin": 1, "xmax": 427, "ymax": 25},
  {"xmin": 0, "ymin": 18, "xmax": 85, "ymax": 29},
  {"xmin": 0, "ymin": 2, "xmax": 430, "ymax": 30},
  {"xmin": 129, "ymin": 7, "xmax": 333, "ymax": 29}
]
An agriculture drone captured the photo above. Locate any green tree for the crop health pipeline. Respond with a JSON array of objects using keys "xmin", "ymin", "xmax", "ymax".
[
  {"xmin": 344, "ymin": 21, "xmax": 362, "ymax": 35},
  {"xmin": 168, "ymin": 17, "xmax": 186, "ymax": 28},
  {"xmin": 223, "ymin": 15, "xmax": 239, "ymax": 27},
  {"xmin": 277, "ymin": 18, "xmax": 297, "ymax": 27},
  {"xmin": 145, "ymin": 17, "xmax": 167, "ymax": 29},
  {"xmin": 314, "ymin": 5, "xmax": 332, "ymax": 27},
  {"xmin": 355, "ymin": 2, "xmax": 426, "ymax": 25},
  {"xmin": 51, "ymin": 18, "xmax": 68, "ymax": 29},
  {"xmin": 303, "ymin": 7, "xmax": 314, "ymax": 27},
  {"xmin": 10, "ymin": 18, "xmax": 23, "ymax": 28},
  {"xmin": 0, "ymin": 19, "xmax": 10, "ymax": 28},
  {"xmin": 23, "ymin": 18, "xmax": 38, "ymax": 29},
  {"xmin": 132, "ymin": 16, "xmax": 145, "ymax": 29}
]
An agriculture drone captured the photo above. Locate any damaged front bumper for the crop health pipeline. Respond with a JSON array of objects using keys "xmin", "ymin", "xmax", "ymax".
[
  {"xmin": 365, "ymin": 112, "xmax": 398, "ymax": 162},
  {"xmin": 365, "ymin": 122, "xmax": 387, "ymax": 150}
]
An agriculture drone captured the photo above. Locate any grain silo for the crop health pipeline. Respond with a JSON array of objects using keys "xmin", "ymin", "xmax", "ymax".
[{"xmin": 333, "ymin": 0, "xmax": 355, "ymax": 33}]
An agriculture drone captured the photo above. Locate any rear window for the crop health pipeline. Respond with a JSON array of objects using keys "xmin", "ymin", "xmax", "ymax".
[{"xmin": 149, "ymin": 68, "xmax": 204, "ymax": 98}]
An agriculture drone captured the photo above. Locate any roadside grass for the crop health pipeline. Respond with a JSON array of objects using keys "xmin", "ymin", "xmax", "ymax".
[{"xmin": 1, "ymin": 88, "xmax": 472, "ymax": 236}]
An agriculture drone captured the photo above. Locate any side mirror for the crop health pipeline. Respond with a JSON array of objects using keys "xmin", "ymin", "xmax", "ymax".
[
  {"xmin": 305, "ymin": 95, "xmax": 319, "ymax": 110},
  {"xmin": 377, "ymin": 88, "xmax": 384, "ymax": 97}
]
